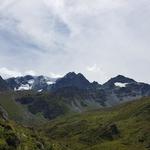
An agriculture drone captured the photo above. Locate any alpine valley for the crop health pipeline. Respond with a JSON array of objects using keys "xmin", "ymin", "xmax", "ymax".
[{"xmin": 0, "ymin": 72, "xmax": 150, "ymax": 150}]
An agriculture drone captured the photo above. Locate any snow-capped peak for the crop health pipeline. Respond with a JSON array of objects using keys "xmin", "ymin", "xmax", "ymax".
[{"xmin": 7, "ymin": 75, "xmax": 58, "ymax": 91}]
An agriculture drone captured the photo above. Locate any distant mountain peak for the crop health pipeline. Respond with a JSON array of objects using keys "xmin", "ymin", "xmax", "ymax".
[
  {"xmin": 112, "ymin": 75, "xmax": 136, "ymax": 83},
  {"xmin": 63, "ymin": 72, "xmax": 86, "ymax": 78},
  {"xmin": 103, "ymin": 75, "xmax": 136, "ymax": 89},
  {"xmin": 107, "ymin": 75, "xmax": 136, "ymax": 83},
  {"xmin": 6, "ymin": 75, "xmax": 57, "ymax": 91},
  {"xmin": 52, "ymin": 72, "xmax": 91, "ymax": 91},
  {"xmin": 64, "ymin": 72, "xmax": 77, "ymax": 78}
]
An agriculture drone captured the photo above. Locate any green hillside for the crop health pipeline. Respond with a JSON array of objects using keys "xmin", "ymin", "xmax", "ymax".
[
  {"xmin": 41, "ymin": 97, "xmax": 150, "ymax": 150},
  {"xmin": 0, "ymin": 92, "xmax": 24, "ymax": 121},
  {"xmin": 0, "ymin": 92, "xmax": 48, "ymax": 126}
]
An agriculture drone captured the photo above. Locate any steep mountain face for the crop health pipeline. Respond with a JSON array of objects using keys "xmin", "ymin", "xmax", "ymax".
[
  {"xmin": 101, "ymin": 75, "xmax": 150, "ymax": 106},
  {"xmin": 6, "ymin": 75, "xmax": 57, "ymax": 92},
  {"xmin": 6, "ymin": 75, "xmax": 34, "ymax": 90},
  {"xmin": 51, "ymin": 72, "xmax": 91, "ymax": 91},
  {"xmin": 13, "ymin": 86, "xmax": 107, "ymax": 121},
  {"xmin": 0, "ymin": 76, "xmax": 10, "ymax": 91}
]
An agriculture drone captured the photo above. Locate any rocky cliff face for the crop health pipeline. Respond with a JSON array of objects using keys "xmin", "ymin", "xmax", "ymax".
[{"xmin": 51, "ymin": 72, "xmax": 91, "ymax": 91}]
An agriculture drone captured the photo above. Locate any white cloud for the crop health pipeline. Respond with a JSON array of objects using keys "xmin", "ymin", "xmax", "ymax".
[
  {"xmin": 86, "ymin": 64, "xmax": 100, "ymax": 73},
  {"xmin": 24, "ymin": 70, "xmax": 36, "ymax": 76},
  {"xmin": 0, "ymin": 67, "xmax": 37, "ymax": 78},
  {"xmin": 49, "ymin": 72, "xmax": 63, "ymax": 78},
  {"xmin": 0, "ymin": 67, "xmax": 22, "ymax": 78}
]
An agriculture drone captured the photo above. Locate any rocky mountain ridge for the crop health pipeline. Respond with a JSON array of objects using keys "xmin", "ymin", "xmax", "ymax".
[
  {"xmin": 4, "ymin": 73, "xmax": 150, "ymax": 105},
  {"xmin": 0, "ymin": 72, "xmax": 149, "ymax": 121}
]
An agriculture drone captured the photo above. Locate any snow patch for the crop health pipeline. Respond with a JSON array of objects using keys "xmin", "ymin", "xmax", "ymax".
[
  {"xmin": 28, "ymin": 79, "xmax": 34, "ymax": 84},
  {"xmin": 114, "ymin": 82, "xmax": 128, "ymax": 88},
  {"xmin": 47, "ymin": 81, "xmax": 55, "ymax": 85},
  {"xmin": 38, "ymin": 89, "xmax": 43, "ymax": 92},
  {"xmin": 16, "ymin": 84, "xmax": 32, "ymax": 91}
]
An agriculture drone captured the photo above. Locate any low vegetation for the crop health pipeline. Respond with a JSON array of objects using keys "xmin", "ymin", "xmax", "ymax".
[{"xmin": 42, "ymin": 97, "xmax": 150, "ymax": 150}]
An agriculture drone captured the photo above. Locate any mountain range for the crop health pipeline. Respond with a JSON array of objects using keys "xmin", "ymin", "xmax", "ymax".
[
  {"xmin": 0, "ymin": 72, "xmax": 150, "ymax": 121},
  {"xmin": 3, "ymin": 72, "xmax": 150, "ymax": 107}
]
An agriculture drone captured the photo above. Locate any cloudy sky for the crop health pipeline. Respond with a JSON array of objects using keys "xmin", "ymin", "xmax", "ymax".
[{"xmin": 0, "ymin": 0, "xmax": 150, "ymax": 83}]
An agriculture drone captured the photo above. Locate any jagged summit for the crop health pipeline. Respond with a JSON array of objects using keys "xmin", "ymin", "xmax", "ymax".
[
  {"xmin": 64, "ymin": 72, "xmax": 76, "ymax": 78},
  {"xmin": 63, "ymin": 72, "xmax": 87, "ymax": 79},
  {"xmin": 52, "ymin": 72, "xmax": 91, "ymax": 91}
]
